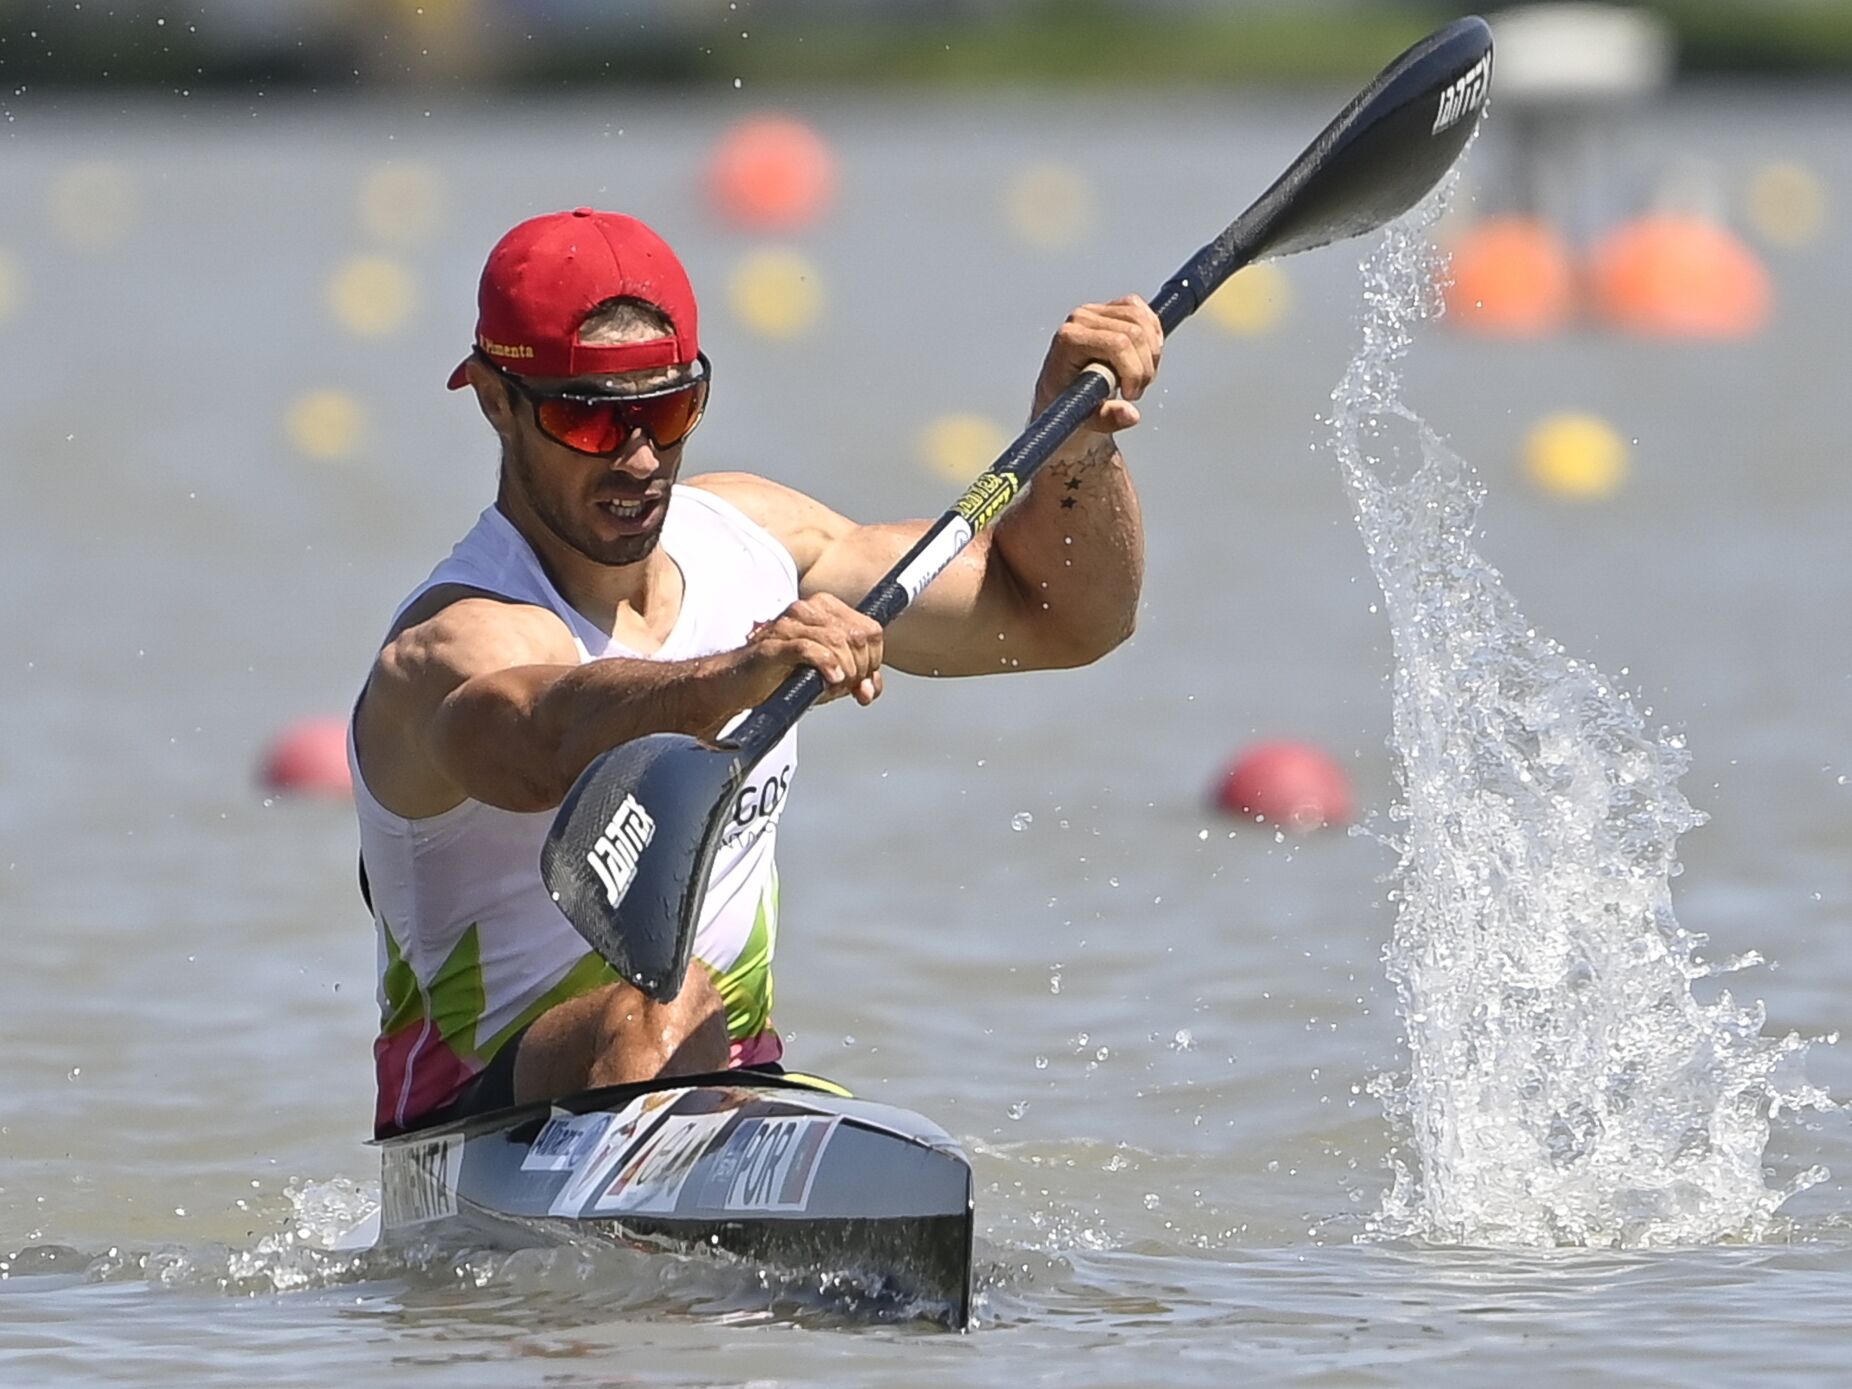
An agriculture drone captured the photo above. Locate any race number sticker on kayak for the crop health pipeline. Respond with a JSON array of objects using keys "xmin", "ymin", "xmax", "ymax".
[
  {"xmin": 381, "ymin": 1133, "xmax": 461, "ymax": 1228},
  {"xmin": 702, "ymin": 1115, "xmax": 841, "ymax": 1213},
  {"xmin": 595, "ymin": 1109, "xmax": 737, "ymax": 1214},
  {"xmin": 522, "ymin": 1109, "xmax": 614, "ymax": 1172}
]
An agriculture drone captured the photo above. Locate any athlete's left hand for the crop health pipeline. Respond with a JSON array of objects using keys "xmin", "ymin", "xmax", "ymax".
[{"xmin": 1030, "ymin": 296, "xmax": 1165, "ymax": 434}]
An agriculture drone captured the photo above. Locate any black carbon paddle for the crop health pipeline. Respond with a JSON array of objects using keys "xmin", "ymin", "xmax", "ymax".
[{"xmin": 543, "ymin": 16, "xmax": 1495, "ymax": 1000}]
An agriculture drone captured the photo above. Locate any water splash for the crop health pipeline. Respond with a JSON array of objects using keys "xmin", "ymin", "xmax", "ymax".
[
  {"xmin": 1334, "ymin": 191, "xmax": 1832, "ymax": 1248},
  {"xmin": 4, "ymin": 1176, "xmax": 947, "ymax": 1324}
]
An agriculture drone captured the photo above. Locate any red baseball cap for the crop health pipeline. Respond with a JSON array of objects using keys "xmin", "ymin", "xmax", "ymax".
[{"xmin": 447, "ymin": 207, "xmax": 700, "ymax": 389}]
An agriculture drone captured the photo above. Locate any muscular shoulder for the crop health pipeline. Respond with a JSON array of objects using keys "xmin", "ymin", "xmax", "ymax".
[
  {"xmin": 356, "ymin": 586, "xmax": 578, "ymax": 815},
  {"xmin": 371, "ymin": 585, "xmax": 576, "ymax": 710},
  {"xmin": 688, "ymin": 472, "xmax": 853, "ymax": 576}
]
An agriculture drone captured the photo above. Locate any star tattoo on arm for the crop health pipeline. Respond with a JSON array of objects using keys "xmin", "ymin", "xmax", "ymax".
[{"xmin": 1043, "ymin": 434, "xmax": 1117, "ymax": 508}]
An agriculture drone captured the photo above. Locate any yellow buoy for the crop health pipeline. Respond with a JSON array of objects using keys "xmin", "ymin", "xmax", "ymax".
[
  {"xmin": 286, "ymin": 390, "xmax": 367, "ymax": 461},
  {"xmin": 326, "ymin": 255, "xmax": 416, "ymax": 337},
  {"xmin": 918, "ymin": 413, "xmax": 1009, "ymax": 484},
  {"xmin": 1745, "ymin": 161, "xmax": 1827, "ymax": 250},
  {"xmin": 358, "ymin": 163, "xmax": 448, "ymax": 246},
  {"xmin": 1004, "ymin": 163, "xmax": 1094, "ymax": 251},
  {"xmin": 1522, "ymin": 413, "xmax": 1630, "ymax": 500},
  {"xmin": 728, "ymin": 247, "xmax": 823, "ymax": 339},
  {"xmin": 0, "ymin": 248, "xmax": 19, "ymax": 321},
  {"xmin": 49, "ymin": 163, "xmax": 139, "ymax": 250},
  {"xmin": 1203, "ymin": 263, "xmax": 1291, "ymax": 336}
]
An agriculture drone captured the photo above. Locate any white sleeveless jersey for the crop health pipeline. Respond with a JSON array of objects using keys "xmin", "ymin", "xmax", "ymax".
[{"xmin": 352, "ymin": 486, "xmax": 798, "ymax": 1134}]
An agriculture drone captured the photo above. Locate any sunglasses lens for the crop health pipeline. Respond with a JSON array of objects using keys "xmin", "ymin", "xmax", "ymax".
[
  {"xmin": 536, "ymin": 398, "xmax": 624, "ymax": 453},
  {"xmin": 629, "ymin": 381, "xmax": 708, "ymax": 447},
  {"xmin": 534, "ymin": 379, "xmax": 708, "ymax": 454}
]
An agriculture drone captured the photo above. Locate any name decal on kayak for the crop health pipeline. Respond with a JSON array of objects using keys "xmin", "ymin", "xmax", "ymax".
[
  {"xmin": 381, "ymin": 1133, "xmax": 460, "ymax": 1227},
  {"xmin": 586, "ymin": 793, "xmax": 656, "ymax": 907},
  {"xmin": 1432, "ymin": 52, "xmax": 1492, "ymax": 135}
]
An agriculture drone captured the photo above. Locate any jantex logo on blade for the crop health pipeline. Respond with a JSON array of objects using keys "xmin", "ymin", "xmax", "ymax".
[
  {"xmin": 586, "ymin": 794, "xmax": 657, "ymax": 907},
  {"xmin": 1432, "ymin": 52, "xmax": 1491, "ymax": 135}
]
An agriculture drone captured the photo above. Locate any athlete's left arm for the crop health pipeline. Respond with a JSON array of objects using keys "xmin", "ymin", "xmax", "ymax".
[{"xmin": 696, "ymin": 296, "xmax": 1159, "ymax": 677}]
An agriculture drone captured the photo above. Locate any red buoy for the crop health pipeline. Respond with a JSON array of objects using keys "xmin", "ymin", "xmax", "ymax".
[
  {"xmin": 1442, "ymin": 214, "xmax": 1577, "ymax": 337},
  {"xmin": 1587, "ymin": 213, "xmax": 1771, "ymax": 340},
  {"xmin": 1213, "ymin": 741, "xmax": 1353, "ymax": 831},
  {"xmin": 706, "ymin": 114, "xmax": 837, "ymax": 232},
  {"xmin": 261, "ymin": 716, "xmax": 352, "ymax": 797}
]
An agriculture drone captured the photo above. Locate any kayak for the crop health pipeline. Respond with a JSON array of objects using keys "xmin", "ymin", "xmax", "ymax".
[{"xmin": 373, "ymin": 1069, "xmax": 974, "ymax": 1327}]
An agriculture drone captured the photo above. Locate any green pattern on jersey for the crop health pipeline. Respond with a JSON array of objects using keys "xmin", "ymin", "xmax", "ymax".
[
  {"xmin": 379, "ymin": 920, "xmax": 483, "ymax": 1050},
  {"xmin": 711, "ymin": 870, "xmax": 778, "ymax": 1043},
  {"xmin": 379, "ymin": 874, "xmax": 778, "ymax": 1067},
  {"xmin": 379, "ymin": 923, "xmax": 421, "ymax": 1033}
]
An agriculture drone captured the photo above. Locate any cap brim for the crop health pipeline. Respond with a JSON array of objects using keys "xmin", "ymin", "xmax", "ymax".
[{"xmin": 446, "ymin": 358, "xmax": 471, "ymax": 390}]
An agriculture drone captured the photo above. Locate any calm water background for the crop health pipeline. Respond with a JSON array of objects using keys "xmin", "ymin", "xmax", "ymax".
[{"xmin": 2, "ymin": 86, "xmax": 1850, "ymax": 1384}]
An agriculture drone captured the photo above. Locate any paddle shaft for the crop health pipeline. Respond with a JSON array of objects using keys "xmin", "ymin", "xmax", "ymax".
[
  {"xmin": 541, "ymin": 17, "xmax": 1494, "ymax": 1000},
  {"xmin": 728, "ymin": 270, "xmax": 1224, "ymax": 760}
]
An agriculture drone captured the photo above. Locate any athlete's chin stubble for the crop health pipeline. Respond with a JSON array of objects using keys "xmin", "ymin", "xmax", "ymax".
[{"xmin": 505, "ymin": 438, "xmax": 668, "ymax": 569}]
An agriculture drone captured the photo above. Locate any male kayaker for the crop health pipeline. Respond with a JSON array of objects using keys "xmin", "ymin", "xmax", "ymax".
[{"xmin": 352, "ymin": 208, "xmax": 1161, "ymax": 1137}]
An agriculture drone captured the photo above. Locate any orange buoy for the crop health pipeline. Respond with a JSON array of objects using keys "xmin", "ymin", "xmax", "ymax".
[
  {"xmin": 1442, "ymin": 214, "xmax": 1577, "ymax": 337},
  {"xmin": 706, "ymin": 114, "xmax": 836, "ymax": 232},
  {"xmin": 1213, "ymin": 741, "xmax": 1354, "ymax": 832},
  {"xmin": 1587, "ymin": 213, "xmax": 1771, "ymax": 339},
  {"xmin": 261, "ymin": 716, "xmax": 352, "ymax": 797}
]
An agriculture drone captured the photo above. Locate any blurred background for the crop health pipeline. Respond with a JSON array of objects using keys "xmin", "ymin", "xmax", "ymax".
[
  {"xmin": 3, "ymin": 3, "xmax": 1850, "ymax": 1385},
  {"xmin": 5, "ymin": 0, "xmax": 1852, "ymax": 85}
]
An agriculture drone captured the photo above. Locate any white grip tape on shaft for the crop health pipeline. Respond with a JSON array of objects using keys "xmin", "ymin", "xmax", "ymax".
[{"xmin": 897, "ymin": 518, "xmax": 975, "ymax": 606}]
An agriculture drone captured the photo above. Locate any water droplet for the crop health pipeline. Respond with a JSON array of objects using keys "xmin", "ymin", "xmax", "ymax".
[{"xmin": 1011, "ymin": 811, "xmax": 1034, "ymax": 831}]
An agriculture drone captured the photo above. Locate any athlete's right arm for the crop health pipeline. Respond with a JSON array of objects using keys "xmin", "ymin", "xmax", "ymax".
[{"xmin": 353, "ymin": 586, "xmax": 882, "ymax": 819}]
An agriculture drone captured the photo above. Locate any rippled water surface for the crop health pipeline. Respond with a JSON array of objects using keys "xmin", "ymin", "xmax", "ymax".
[{"xmin": 3, "ymin": 89, "xmax": 1850, "ymax": 1385}]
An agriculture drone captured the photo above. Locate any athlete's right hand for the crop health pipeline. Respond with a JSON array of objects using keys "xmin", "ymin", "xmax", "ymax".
[{"xmin": 740, "ymin": 595, "xmax": 884, "ymax": 707}]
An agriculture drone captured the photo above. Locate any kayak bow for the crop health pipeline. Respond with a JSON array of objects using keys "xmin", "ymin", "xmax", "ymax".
[{"xmin": 374, "ymin": 1070, "xmax": 975, "ymax": 1327}]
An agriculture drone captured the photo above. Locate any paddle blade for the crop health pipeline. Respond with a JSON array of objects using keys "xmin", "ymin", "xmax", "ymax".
[
  {"xmin": 541, "ymin": 732, "xmax": 746, "ymax": 1001},
  {"xmin": 1158, "ymin": 16, "xmax": 1492, "ymax": 330},
  {"xmin": 1251, "ymin": 16, "xmax": 1492, "ymax": 262}
]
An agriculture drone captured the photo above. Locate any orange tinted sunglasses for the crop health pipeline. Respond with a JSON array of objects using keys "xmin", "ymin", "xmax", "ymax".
[{"xmin": 484, "ymin": 351, "xmax": 711, "ymax": 456}]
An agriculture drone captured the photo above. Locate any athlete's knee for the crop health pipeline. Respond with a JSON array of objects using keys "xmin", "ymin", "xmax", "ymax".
[{"xmin": 591, "ymin": 963, "xmax": 724, "ymax": 1062}]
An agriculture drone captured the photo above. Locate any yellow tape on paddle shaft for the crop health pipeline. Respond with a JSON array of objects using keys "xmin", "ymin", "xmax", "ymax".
[{"xmin": 952, "ymin": 472, "xmax": 1019, "ymax": 531}]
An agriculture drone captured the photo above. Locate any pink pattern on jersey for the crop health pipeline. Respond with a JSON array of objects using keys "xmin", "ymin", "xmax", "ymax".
[
  {"xmin": 374, "ymin": 1021, "xmax": 479, "ymax": 1137},
  {"xmin": 729, "ymin": 1027, "xmax": 784, "ymax": 1069}
]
